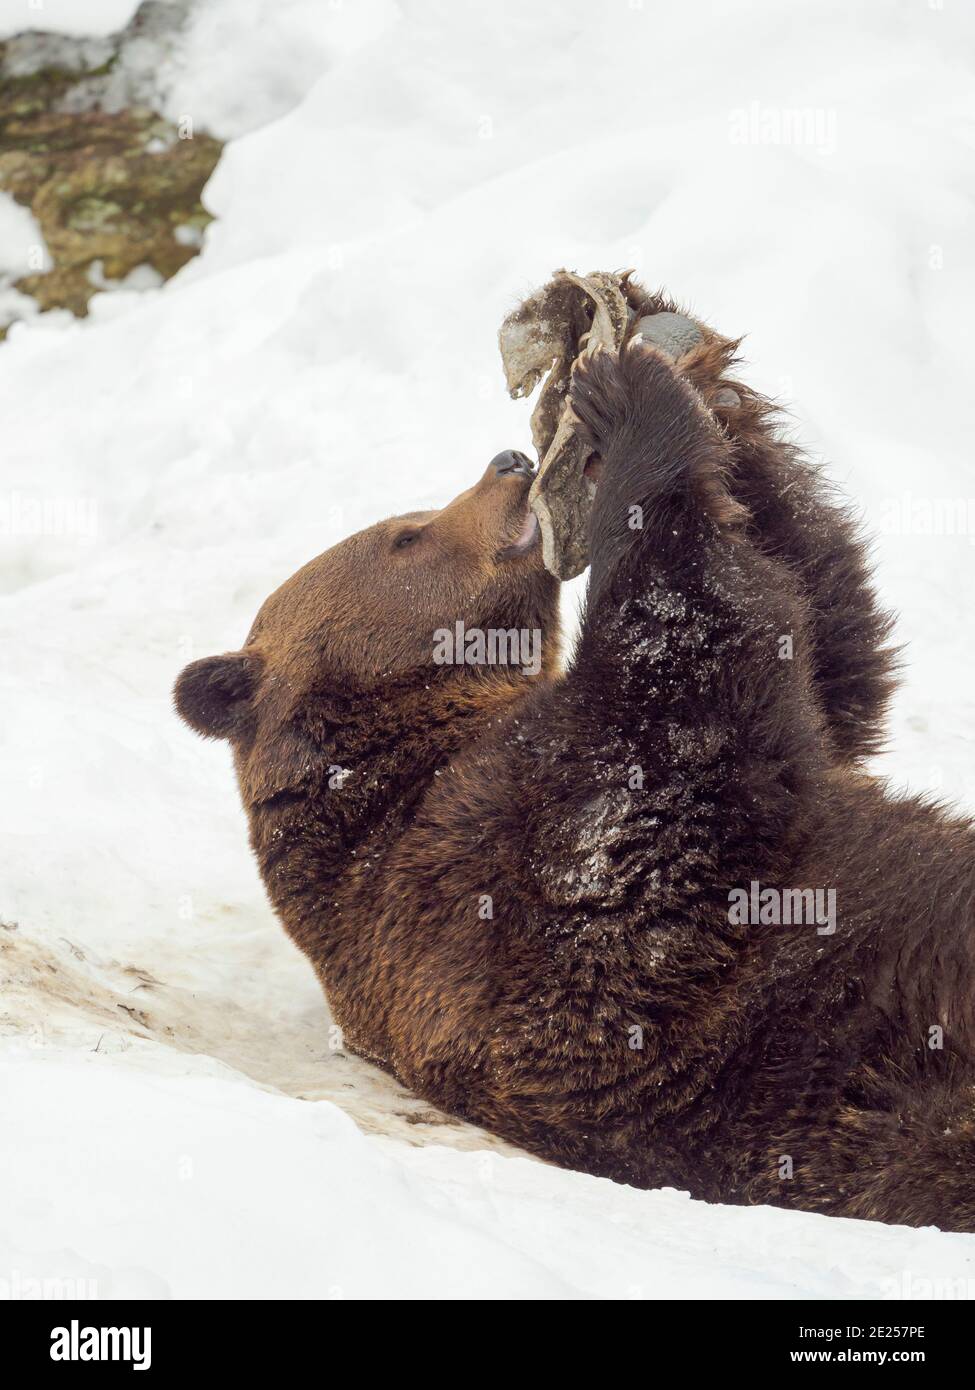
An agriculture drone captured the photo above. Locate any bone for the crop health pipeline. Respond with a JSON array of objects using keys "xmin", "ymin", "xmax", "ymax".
[{"xmin": 499, "ymin": 271, "xmax": 708, "ymax": 579}]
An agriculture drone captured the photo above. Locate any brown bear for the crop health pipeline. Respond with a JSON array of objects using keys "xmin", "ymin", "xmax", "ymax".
[{"xmin": 175, "ymin": 278, "xmax": 975, "ymax": 1232}]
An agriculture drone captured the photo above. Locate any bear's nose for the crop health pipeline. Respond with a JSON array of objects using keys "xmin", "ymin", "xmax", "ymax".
[{"xmin": 489, "ymin": 449, "xmax": 535, "ymax": 478}]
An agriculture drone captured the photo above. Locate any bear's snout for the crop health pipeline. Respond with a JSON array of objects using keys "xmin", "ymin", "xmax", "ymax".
[{"xmin": 489, "ymin": 449, "xmax": 535, "ymax": 479}]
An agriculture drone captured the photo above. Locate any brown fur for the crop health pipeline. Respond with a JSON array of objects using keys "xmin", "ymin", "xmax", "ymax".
[{"xmin": 175, "ymin": 280, "xmax": 975, "ymax": 1231}]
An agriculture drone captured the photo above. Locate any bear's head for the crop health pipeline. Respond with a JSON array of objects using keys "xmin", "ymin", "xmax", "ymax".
[{"xmin": 173, "ymin": 451, "xmax": 560, "ymax": 788}]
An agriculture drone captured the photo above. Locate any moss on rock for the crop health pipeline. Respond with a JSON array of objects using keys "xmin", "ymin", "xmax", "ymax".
[{"xmin": 0, "ymin": 21, "xmax": 222, "ymax": 327}]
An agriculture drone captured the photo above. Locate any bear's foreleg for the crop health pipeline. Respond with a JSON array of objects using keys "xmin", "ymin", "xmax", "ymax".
[{"xmin": 535, "ymin": 341, "xmax": 830, "ymax": 903}]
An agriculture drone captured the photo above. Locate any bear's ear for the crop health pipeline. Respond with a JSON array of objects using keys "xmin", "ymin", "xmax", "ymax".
[{"xmin": 173, "ymin": 651, "xmax": 262, "ymax": 740}]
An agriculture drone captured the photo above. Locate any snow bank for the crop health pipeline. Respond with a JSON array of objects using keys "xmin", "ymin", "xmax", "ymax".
[
  {"xmin": 4, "ymin": 1049, "xmax": 975, "ymax": 1300},
  {"xmin": 2, "ymin": 0, "xmax": 974, "ymax": 1298}
]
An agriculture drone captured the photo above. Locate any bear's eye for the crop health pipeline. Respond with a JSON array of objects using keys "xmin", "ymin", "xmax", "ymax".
[{"xmin": 394, "ymin": 531, "xmax": 420, "ymax": 550}]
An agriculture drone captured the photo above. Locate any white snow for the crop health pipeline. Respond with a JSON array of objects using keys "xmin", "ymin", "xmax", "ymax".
[
  {"xmin": 2, "ymin": 0, "xmax": 975, "ymax": 1299},
  {"xmin": 0, "ymin": 191, "xmax": 48, "ymax": 329},
  {"xmin": 0, "ymin": 0, "xmax": 140, "ymax": 40},
  {"xmin": 0, "ymin": 192, "xmax": 46, "ymax": 276}
]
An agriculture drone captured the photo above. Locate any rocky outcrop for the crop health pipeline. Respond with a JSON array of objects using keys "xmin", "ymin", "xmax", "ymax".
[{"xmin": 0, "ymin": 1, "xmax": 221, "ymax": 330}]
